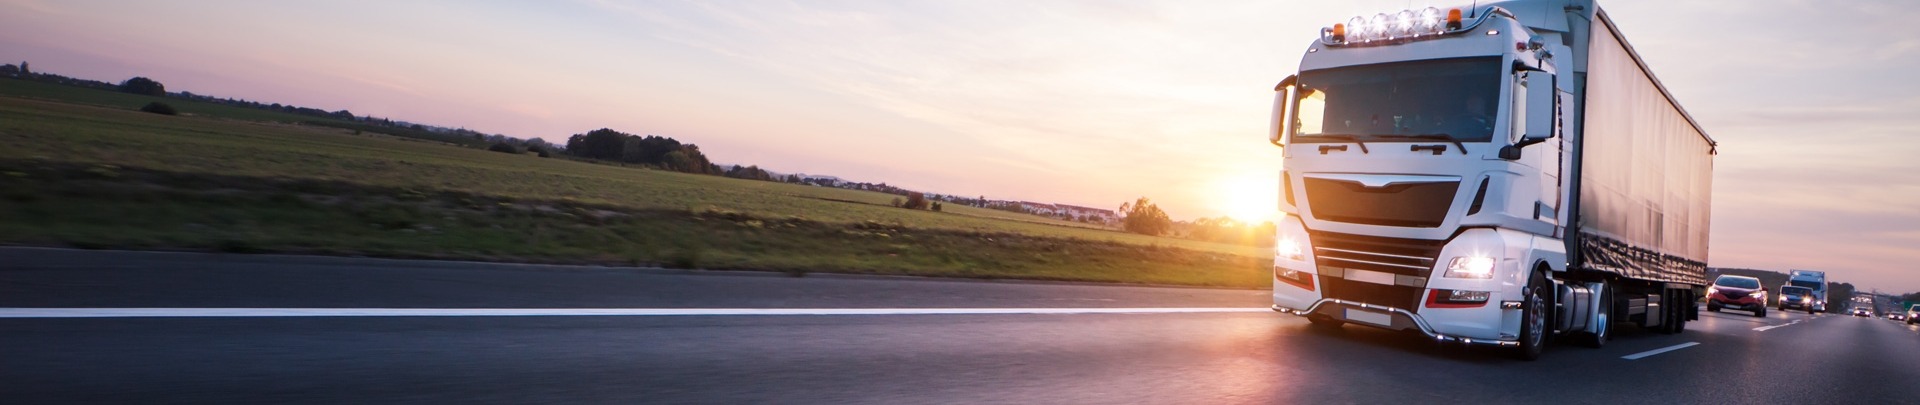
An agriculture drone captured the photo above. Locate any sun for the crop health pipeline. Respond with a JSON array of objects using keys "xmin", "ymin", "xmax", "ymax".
[{"xmin": 1212, "ymin": 173, "xmax": 1278, "ymax": 223}]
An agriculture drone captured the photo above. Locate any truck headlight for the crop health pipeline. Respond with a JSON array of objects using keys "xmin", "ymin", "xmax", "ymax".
[
  {"xmin": 1277, "ymin": 237, "xmax": 1305, "ymax": 261},
  {"xmin": 1444, "ymin": 256, "xmax": 1495, "ymax": 279}
]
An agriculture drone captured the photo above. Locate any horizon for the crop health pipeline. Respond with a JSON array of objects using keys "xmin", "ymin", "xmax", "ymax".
[{"xmin": 3, "ymin": 0, "xmax": 1916, "ymax": 292}]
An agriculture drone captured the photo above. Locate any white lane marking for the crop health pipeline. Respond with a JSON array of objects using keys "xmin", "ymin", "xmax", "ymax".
[
  {"xmin": 0, "ymin": 307, "xmax": 1272, "ymax": 318},
  {"xmin": 1753, "ymin": 319, "xmax": 1806, "ymax": 332},
  {"xmin": 1621, "ymin": 342, "xmax": 1701, "ymax": 360}
]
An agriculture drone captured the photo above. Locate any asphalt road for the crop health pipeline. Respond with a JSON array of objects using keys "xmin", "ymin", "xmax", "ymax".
[{"xmin": 3, "ymin": 248, "xmax": 1916, "ymax": 404}]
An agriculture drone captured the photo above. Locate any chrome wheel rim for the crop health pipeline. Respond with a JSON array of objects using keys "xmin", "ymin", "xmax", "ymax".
[{"xmin": 1527, "ymin": 290, "xmax": 1544, "ymax": 347}]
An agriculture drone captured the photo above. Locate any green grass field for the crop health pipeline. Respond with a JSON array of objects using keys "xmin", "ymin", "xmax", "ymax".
[{"xmin": 0, "ymin": 79, "xmax": 1272, "ymax": 288}]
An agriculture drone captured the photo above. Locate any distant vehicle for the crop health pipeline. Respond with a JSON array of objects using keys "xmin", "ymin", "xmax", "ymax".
[
  {"xmin": 1889, "ymin": 312, "xmax": 1907, "ymax": 322},
  {"xmin": 1706, "ymin": 276, "xmax": 1766, "ymax": 317},
  {"xmin": 1787, "ymin": 270, "xmax": 1827, "ymax": 313},
  {"xmin": 1777, "ymin": 286, "xmax": 1815, "ymax": 314},
  {"xmin": 1852, "ymin": 307, "xmax": 1871, "ymax": 317},
  {"xmin": 1907, "ymin": 305, "xmax": 1918, "ymax": 325}
]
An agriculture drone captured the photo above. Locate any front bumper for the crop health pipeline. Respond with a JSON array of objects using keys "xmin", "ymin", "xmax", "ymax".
[
  {"xmin": 1273, "ymin": 300, "xmax": 1519, "ymax": 347},
  {"xmin": 1709, "ymin": 296, "xmax": 1762, "ymax": 310}
]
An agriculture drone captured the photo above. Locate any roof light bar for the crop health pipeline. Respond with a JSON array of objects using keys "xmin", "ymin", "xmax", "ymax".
[{"xmin": 1318, "ymin": 6, "xmax": 1513, "ymax": 46}]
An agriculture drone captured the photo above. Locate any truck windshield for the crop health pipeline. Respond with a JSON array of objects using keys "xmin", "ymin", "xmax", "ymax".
[{"xmin": 1293, "ymin": 56, "xmax": 1502, "ymax": 143}]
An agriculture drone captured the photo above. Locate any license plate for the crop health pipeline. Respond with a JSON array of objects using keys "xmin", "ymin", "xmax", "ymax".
[
  {"xmin": 1345, "ymin": 308, "xmax": 1392, "ymax": 326},
  {"xmin": 1345, "ymin": 269, "xmax": 1396, "ymax": 286}
]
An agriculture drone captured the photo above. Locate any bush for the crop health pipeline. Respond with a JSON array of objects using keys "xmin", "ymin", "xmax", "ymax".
[
  {"xmin": 139, "ymin": 102, "xmax": 178, "ymax": 115},
  {"xmin": 903, "ymin": 192, "xmax": 930, "ymax": 210},
  {"xmin": 487, "ymin": 142, "xmax": 522, "ymax": 154}
]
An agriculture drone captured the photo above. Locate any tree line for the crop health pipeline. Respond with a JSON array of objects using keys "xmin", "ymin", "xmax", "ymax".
[{"xmin": 7, "ymin": 63, "xmax": 1165, "ymax": 223}]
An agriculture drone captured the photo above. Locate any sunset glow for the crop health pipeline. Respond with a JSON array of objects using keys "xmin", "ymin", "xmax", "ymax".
[
  {"xmin": 3, "ymin": 0, "xmax": 1918, "ymax": 291},
  {"xmin": 1212, "ymin": 172, "xmax": 1278, "ymax": 223}
]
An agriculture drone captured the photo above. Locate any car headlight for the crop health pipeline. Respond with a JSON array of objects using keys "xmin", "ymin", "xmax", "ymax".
[
  {"xmin": 1749, "ymin": 291, "xmax": 1764, "ymax": 298},
  {"xmin": 1444, "ymin": 256, "xmax": 1495, "ymax": 279}
]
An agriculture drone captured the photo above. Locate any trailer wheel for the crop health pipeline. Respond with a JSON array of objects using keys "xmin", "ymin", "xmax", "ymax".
[
  {"xmin": 1579, "ymin": 284, "xmax": 1612, "ymax": 348},
  {"xmin": 1657, "ymin": 289, "xmax": 1680, "ymax": 334},
  {"xmin": 1673, "ymin": 290, "xmax": 1688, "ymax": 332},
  {"xmin": 1515, "ymin": 271, "xmax": 1548, "ymax": 361}
]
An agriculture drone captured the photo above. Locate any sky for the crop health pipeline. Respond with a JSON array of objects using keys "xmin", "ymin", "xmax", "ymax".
[{"xmin": 2, "ymin": 0, "xmax": 1916, "ymax": 292}]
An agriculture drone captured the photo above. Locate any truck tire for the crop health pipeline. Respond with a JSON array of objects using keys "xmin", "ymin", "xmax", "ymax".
[
  {"xmin": 1579, "ymin": 284, "xmax": 1612, "ymax": 348},
  {"xmin": 1674, "ymin": 290, "xmax": 1689, "ymax": 332},
  {"xmin": 1515, "ymin": 272, "xmax": 1548, "ymax": 361}
]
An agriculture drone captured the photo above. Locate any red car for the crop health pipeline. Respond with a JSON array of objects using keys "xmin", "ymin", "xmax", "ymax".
[{"xmin": 1706, "ymin": 275, "xmax": 1767, "ymax": 317}]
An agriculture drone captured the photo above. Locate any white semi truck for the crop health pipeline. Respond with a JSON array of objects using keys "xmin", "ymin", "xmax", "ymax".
[{"xmin": 1267, "ymin": 0, "xmax": 1715, "ymax": 360}]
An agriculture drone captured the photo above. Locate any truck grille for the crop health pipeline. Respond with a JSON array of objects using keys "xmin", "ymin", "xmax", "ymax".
[
  {"xmin": 1319, "ymin": 276, "xmax": 1424, "ymax": 312},
  {"xmin": 1309, "ymin": 230, "xmax": 1446, "ymax": 277},
  {"xmin": 1303, "ymin": 177, "xmax": 1459, "ymax": 228}
]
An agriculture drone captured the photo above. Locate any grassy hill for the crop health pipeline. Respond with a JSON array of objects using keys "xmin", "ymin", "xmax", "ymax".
[{"xmin": 0, "ymin": 79, "xmax": 1271, "ymax": 288}]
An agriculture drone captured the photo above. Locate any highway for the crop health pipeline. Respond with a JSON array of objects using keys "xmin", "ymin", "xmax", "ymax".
[{"xmin": 3, "ymin": 248, "xmax": 1916, "ymax": 404}]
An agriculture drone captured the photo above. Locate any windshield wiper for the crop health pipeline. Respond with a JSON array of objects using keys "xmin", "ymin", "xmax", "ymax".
[
  {"xmin": 1376, "ymin": 134, "xmax": 1467, "ymax": 155},
  {"xmin": 1304, "ymin": 134, "xmax": 1368, "ymax": 153}
]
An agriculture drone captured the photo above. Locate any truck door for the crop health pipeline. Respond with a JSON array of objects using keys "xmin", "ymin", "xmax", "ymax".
[{"xmin": 1514, "ymin": 71, "xmax": 1565, "ymax": 229}]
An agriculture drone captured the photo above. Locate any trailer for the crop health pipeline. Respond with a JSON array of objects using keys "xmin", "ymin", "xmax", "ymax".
[{"xmin": 1265, "ymin": 0, "xmax": 1715, "ymax": 360}]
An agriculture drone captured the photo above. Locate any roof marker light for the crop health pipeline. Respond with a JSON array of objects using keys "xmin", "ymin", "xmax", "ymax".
[
  {"xmin": 1446, "ymin": 8, "xmax": 1463, "ymax": 30},
  {"xmin": 1347, "ymin": 16, "xmax": 1367, "ymax": 41},
  {"xmin": 1417, "ymin": 7, "xmax": 1443, "ymax": 35},
  {"xmin": 1368, "ymin": 13, "xmax": 1389, "ymax": 41},
  {"xmin": 1332, "ymin": 23, "xmax": 1346, "ymax": 42},
  {"xmin": 1393, "ymin": 10, "xmax": 1416, "ymax": 38}
]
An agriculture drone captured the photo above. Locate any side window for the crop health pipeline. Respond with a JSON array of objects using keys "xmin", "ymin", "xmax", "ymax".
[{"xmin": 1296, "ymin": 88, "xmax": 1327, "ymax": 135}]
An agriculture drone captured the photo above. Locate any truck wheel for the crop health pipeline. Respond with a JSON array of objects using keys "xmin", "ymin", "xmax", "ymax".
[
  {"xmin": 1658, "ymin": 289, "xmax": 1675, "ymax": 334},
  {"xmin": 1515, "ymin": 272, "xmax": 1548, "ymax": 361},
  {"xmin": 1580, "ymin": 284, "xmax": 1612, "ymax": 348},
  {"xmin": 1674, "ymin": 290, "xmax": 1689, "ymax": 332}
]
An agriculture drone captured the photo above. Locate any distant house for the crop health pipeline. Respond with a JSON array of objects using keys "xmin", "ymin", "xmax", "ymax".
[
  {"xmin": 1056, "ymin": 204, "xmax": 1118, "ymax": 224},
  {"xmin": 1018, "ymin": 202, "xmax": 1060, "ymax": 216}
]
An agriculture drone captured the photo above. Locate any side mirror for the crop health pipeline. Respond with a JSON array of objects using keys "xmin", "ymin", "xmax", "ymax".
[
  {"xmin": 1501, "ymin": 71, "xmax": 1557, "ymax": 160},
  {"xmin": 1270, "ymin": 75, "xmax": 1298, "ymax": 148}
]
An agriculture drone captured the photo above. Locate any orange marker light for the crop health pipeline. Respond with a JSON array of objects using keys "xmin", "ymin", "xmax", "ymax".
[
  {"xmin": 1446, "ymin": 8, "xmax": 1463, "ymax": 30},
  {"xmin": 1332, "ymin": 23, "xmax": 1346, "ymax": 41}
]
